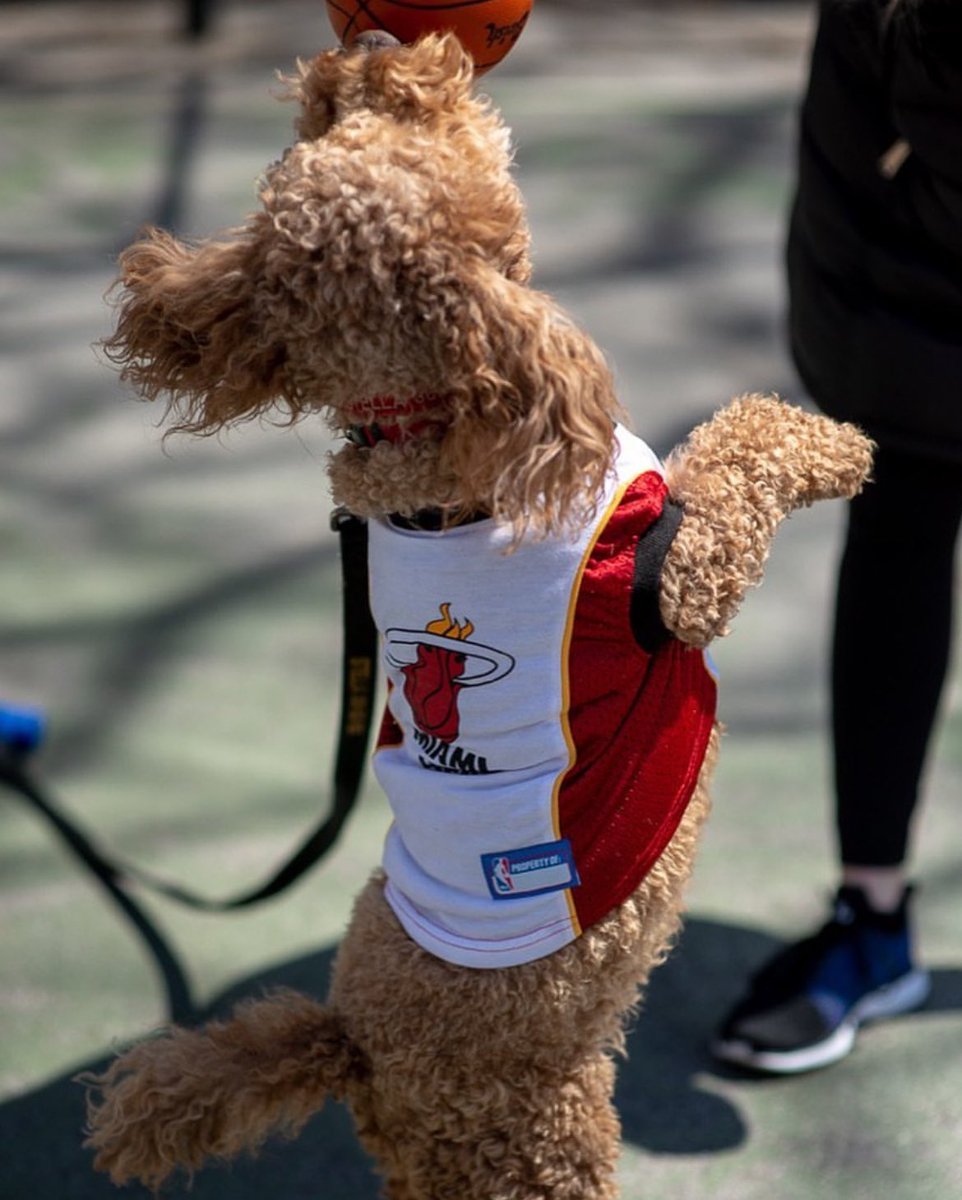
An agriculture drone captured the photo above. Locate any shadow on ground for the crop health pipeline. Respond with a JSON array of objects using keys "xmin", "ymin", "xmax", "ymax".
[{"xmin": 4, "ymin": 915, "xmax": 960, "ymax": 1200}]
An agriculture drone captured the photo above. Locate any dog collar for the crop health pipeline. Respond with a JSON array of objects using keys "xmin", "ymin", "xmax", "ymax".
[
  {"xmin": 389, "ymin": 509, "xmax": 489, "ymax": 531},
  {"xmin": 345, "ymin": 393, "xmax": 447, "ymax": 447}
]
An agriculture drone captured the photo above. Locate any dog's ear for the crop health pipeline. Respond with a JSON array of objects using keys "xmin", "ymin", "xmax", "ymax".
[
  {"xmin": 441, "ymin": 264, "xmax": 623, "ymax": 536},
  {"xmin": 289, "ymin": 32, "xmax": 474, "ymax": 142},
  {"xmin": 103, "ymin": 223, "xmax": 286, "ymax": 433}
]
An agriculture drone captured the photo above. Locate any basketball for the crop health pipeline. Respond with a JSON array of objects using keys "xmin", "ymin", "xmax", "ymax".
[{"xmin": 325, "ymin": 0, "xmax": 534, "ymax": 75}]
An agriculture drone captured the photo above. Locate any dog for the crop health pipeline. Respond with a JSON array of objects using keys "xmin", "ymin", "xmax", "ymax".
[{"xmin": 83, "ymin": 32, "xmax": 873, "ymax": 1199}]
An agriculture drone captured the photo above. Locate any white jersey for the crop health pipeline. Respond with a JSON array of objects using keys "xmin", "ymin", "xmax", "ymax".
[{"xmin": 368, "ymin": 426, "xmax": 716, "ymax": 968}]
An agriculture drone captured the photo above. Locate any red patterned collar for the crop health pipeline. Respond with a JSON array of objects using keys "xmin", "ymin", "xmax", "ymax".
[{"xmin": 345, "ymin": 393, "xmax": 448, "ymax": 447}]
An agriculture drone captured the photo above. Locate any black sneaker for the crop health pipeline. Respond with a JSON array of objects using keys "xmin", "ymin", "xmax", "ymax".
[{"xmin": 712, "ymin": 886, "xmax": 930, "ymax": 1074}]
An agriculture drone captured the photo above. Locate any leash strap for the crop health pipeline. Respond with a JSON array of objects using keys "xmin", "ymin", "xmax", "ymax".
[
  {"xmin": 0, "ymin": 511, "xmax": 378, "ymax": 912},
  {"xmin": 0, "ymin": 750, "xmax": 197, "ymax": 1023}
]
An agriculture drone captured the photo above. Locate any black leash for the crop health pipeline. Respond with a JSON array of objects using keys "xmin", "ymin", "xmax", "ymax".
[
  {"xmin": 114, "ymin": 509, "xmax": 378, "ymax": 910},
  {"xmin": 0, "ymin": 511, "xmax": 377, "ymax": 1018},
  {"xmin": 0, "ymin": 748, "xmax": 198, "ymax": 1025}
]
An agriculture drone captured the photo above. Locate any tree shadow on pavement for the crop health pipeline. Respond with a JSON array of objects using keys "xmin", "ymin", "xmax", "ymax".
[
  {"xmin": 0, "ymin": 946, "xmax": 377, "ymax": 1200},
  {"xmin": 3, "ymin": 916, "xmax": 961, "ymax": 1200}
]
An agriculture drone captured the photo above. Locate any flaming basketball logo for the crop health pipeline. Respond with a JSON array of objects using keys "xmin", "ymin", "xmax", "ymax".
[
  {"xmin": 385, "ymin": 603, "xmax": 515, "ymax": 745},
  {"xmin": 401, "ymin": 604, "xmax": 472, "ymax": 743}
]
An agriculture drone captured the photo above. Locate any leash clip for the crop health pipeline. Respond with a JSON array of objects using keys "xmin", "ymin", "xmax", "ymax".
[
  {"xmin": 330, "ymin": 506, "xmax": 365, "ymax": 534},
  {"xmin": 345, "ymin": 422, "xmax": 385, "ymax": 448}
]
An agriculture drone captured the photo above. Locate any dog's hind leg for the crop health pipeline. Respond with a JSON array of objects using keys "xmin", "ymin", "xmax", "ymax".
[
  {"xmin": 345, "ymin": 1053, "xmax": 621, "ymax": 1200},
  {"xmin": 487, "ymin": 1055, "xmax": 623, "ymax": 1200},
  {"xmin": 337, "ymin": 1027, "xmax": 626, "ymax": 1198}
]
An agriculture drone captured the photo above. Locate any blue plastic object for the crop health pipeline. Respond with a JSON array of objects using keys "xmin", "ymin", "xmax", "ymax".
[{"xmin": 0, "ymin": 703, "xmax": 46, "ymax": 755}]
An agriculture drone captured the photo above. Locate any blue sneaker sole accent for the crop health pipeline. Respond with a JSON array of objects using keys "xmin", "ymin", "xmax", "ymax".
[{"xmin": 712, "ymin": 968, "xmax": 931, "ymax": 1075}]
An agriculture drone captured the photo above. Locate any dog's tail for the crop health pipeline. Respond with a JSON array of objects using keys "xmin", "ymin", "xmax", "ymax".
[{"xmin": 80, "ymin": 989, "xmax": 366, "ymax": 1189}]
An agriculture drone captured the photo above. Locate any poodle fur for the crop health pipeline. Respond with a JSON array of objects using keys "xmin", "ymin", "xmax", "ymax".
[{"xmin": 84, "ymin": 33, "xmax": 873, "ymax": 1199}]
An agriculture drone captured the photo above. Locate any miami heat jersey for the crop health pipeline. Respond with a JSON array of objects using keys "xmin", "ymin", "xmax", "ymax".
[{"xmin": 368, "ymin": 425, "xmax": 717, "ymax": 969}]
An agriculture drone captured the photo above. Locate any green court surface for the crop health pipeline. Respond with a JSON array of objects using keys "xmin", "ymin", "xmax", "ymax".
[{"xmin": 1, "ymin": 3, "xmax": 959, "ymax": 1197}]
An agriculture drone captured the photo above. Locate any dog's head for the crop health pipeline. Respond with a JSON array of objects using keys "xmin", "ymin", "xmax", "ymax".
[{"xmin": 105, "ymin": 33, "xmax": 620, "ymax": 534}]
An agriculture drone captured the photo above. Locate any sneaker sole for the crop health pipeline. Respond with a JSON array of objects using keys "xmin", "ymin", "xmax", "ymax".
[{"xmin": 712, "ymin": 968, "xmax": 931, "ymax": 1075}]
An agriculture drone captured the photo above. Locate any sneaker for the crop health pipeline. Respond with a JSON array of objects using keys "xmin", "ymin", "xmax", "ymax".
[{"xmin": 712, "ymin": 886, "xmax": 931, "ymax": 1074}]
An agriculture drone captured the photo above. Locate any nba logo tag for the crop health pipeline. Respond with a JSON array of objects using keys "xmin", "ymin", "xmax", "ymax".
[
  {"xmin": 481, "ymin": 840, "xmax": 579, "ymax": 901},
  {"xmin": 491, "ymin": 857, "xmax": 515, "ymax": 894}
]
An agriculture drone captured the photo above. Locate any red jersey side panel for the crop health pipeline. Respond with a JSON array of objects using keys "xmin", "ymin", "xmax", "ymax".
[{"xmin": 558, "ymin": 472, "xmax": 717, "ymax": 932}]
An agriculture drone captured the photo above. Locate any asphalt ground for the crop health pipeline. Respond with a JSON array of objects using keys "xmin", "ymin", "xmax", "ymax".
[{"xmin": 1, "ymin": 2, "xmax": 960, "ymax": 1198}]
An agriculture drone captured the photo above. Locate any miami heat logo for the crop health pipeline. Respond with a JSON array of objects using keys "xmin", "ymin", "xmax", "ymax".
[{"xmin": 385, "ymin": 603, "xmax": 515, "ymax": 744}]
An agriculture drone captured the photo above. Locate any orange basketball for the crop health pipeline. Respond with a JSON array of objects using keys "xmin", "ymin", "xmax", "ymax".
[{"xmin": 325, "ymin": 0, "xmax": 534, "ymax": 75}]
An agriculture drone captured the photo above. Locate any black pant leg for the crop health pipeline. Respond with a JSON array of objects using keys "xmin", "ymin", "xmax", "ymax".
[{"xmin": 832, "ymin": 447, "xmax": 962, "ymax": 867}]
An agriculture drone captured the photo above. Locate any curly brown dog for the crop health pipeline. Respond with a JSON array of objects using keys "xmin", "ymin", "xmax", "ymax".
[{"xmin": 83, "ymin": 33, "xmax": 873, "ymax": 1200}]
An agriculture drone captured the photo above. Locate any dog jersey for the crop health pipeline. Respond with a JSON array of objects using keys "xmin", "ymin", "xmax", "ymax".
[{"xmin": 369, "ymin": 425, "xmax": 717, "ymax": 969}]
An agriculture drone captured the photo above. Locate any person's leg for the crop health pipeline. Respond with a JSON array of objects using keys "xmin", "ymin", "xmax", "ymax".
[
  {"xmin": 838, "ymin": 864, "xmax": 906, "ymax": 912},
  {"xmin": 714, "ymin": 445, "xmax": 961, "ymax": 1073},
  {"xmin": 832, "ymin": 445, "xmax": 962, "ymax": 891}
]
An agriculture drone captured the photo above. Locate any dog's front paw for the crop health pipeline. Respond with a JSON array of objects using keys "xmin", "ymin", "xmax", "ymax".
[{"xmin": 657, "ymin": 395, "xmax": 874, "ymax": 646}]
